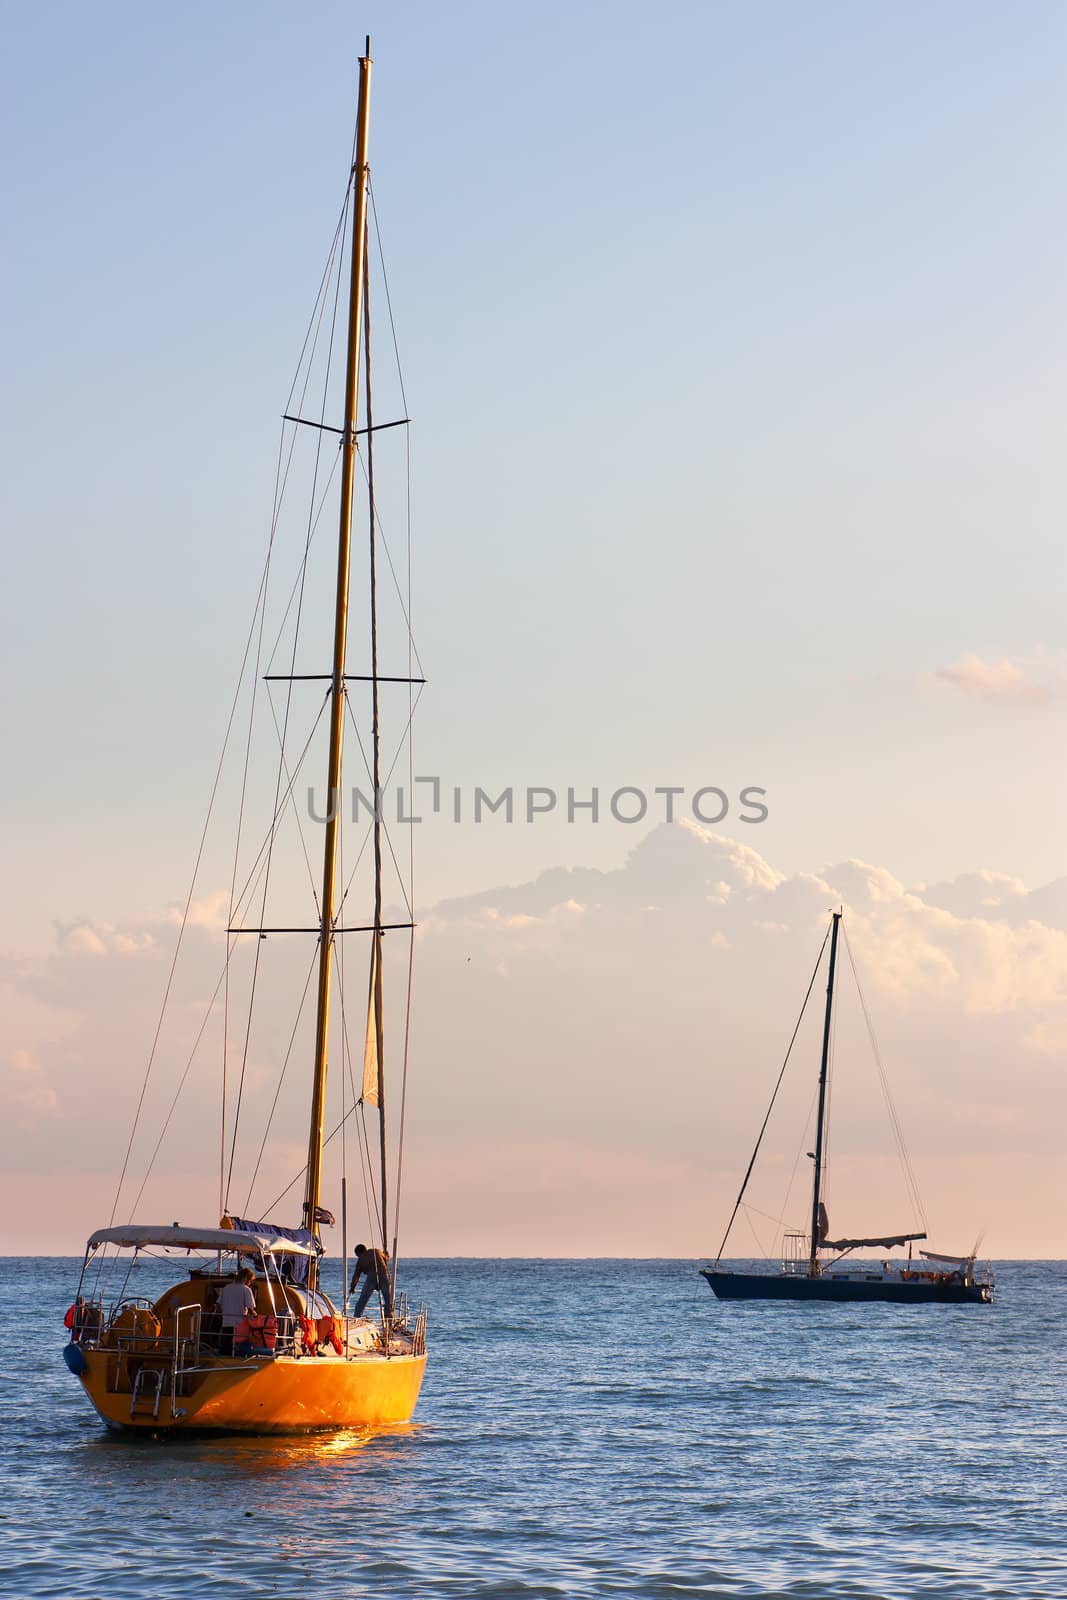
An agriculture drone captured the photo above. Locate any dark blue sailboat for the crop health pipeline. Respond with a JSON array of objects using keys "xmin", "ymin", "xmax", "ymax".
[{"xmin": 702, "ymin": 912, "xmax": 994, "ymax": 1305}]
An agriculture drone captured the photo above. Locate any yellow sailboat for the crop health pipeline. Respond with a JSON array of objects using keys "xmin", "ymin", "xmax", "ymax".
[{"xmin": 62, "ymin": 40, "xmax": 428, "ymax": 1434}]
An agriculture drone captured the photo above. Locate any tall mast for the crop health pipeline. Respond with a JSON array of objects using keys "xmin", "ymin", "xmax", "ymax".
[
  {"xmin": 303, "ymin": 39, "xmax": 373, "ymax": 1284},
  {"xmin": 808, "ymin": 910, "xmax": 841, "ymax": 1275}
]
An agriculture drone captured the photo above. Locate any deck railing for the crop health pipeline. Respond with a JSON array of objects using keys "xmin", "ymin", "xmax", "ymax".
[{"xmin": 781, "ymin": 1232, "xmax": 808, "ymax": 1275}]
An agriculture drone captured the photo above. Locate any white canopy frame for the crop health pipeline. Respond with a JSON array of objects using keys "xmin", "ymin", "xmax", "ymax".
[{"xmin": 86, "ymin": 1225, "xmax": 316, "ymax": 1256}]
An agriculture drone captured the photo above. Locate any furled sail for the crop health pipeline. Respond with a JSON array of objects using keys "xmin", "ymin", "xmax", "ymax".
[
  {"xmin": 823, "ymin": 1231, "xmax": 927, "ymax": 1250},
  {"xmin": 221, "ymin": 1214, "xmax": 323, "ymax": 1285},
  {"xmin": 361, "ymin": 930, "xmax": 383, "ymax": 1107}
]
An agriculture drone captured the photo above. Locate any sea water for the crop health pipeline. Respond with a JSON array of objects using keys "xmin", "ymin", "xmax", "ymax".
[{"xmin": 0, "ymin": 1258, "xmax": 1063, "ymax": 1599}]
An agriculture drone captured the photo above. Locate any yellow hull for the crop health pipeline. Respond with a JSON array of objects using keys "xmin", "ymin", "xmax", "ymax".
[{"xmin": 77, "ymin": 1347, "xmax": 426, "ymax": 1435}]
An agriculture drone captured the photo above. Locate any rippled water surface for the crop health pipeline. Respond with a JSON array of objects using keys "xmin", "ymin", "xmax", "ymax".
[{"xmin": 0, "ymin": 1259, "xmax": 1064, "ymax": 1598}]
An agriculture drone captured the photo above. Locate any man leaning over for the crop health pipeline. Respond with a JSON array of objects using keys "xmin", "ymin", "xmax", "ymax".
[{"xmin": 349, "ymin": 1243, "xmax": 393, "ymax": 1318}]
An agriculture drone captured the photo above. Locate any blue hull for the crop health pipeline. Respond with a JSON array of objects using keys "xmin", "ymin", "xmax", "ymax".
[{"xmin": 701, "ymin": 1269, "xmax": 992, "ymax": 1304}]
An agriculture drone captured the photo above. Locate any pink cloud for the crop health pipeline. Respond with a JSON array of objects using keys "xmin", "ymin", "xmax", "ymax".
[
  {"xmin": 4, "ymin": 824, "xmax": 1067, "ymax": 1255},
  {"xmin": 931, "ymin": 653, "xmax": 1053, "ymax": 706}
]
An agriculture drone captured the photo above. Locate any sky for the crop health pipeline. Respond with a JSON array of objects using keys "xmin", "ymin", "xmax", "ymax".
[{"xmin": 2, "ymin": 3, "xmax": 1066, "ymax": 1255}]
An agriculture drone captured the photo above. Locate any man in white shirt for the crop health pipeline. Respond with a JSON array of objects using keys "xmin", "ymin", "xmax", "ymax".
[{"xmin": 218, "ymin": 1267, "xmax": 257, "ymax": 1355}]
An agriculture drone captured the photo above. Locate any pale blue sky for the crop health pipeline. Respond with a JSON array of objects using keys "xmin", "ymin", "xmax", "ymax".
[{"xmin": 3, "ymin": 1, "xmax": 1066, "ymax": 951}]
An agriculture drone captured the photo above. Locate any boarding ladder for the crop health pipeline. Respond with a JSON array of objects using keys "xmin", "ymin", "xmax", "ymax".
[{"xmin": 129, "ymin": 1365, "xmax": 164, "ymax": 1421}]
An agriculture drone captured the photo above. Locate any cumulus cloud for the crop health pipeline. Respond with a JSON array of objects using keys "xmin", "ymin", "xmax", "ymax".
[
  {"xmin": 59, "ymin": 923, "xmax": 107, "ymax": 956},
  {"xmin": 919, "ymin": 870, "xmax": 1067, "ymax": 933},
  {"xmin": 57, "ymin": 921, "xmax": 155, "ymax": 957},
  {"xmin": 3, "ymin": 823, "xmax": 1066, "ymax": 1255},
  {"xmin": 425, "ymin": 827, "xmax": 1067, "ymax": 1022},
  {"xmin": 930, "ymin": 653, "xmax": 1053, "ymax": 706},
  {"xmin": 414, "ymin": 825, "xmax": 1067, "ymax": 1253},
  {"xmin": 165, "ymin": 890, "xmax": 230, "ymax": 932}
]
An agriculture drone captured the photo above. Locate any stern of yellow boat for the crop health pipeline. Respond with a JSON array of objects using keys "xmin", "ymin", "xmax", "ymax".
[{"xmin": 74, "ymin": 1344, "xmax": 427, "ymax": 1434}]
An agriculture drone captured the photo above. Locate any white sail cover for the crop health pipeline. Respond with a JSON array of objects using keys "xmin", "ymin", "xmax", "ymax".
[{"xmin": 87, "ymin": 1225, "xmax": 316, "ymax": 1256}]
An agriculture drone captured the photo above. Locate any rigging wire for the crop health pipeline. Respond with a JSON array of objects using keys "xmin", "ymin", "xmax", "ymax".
[
  {"xmin": 121, "ymin": 175, "xmax": 344, "ymax": 1220},
  {"xmin": 369, "ymin": 175, "xmax": 408, "ymax": 414},
  {"xmin": 283, "ymin": 193, "xmax": 353, "ymax": 420},
  {"xmin": 343, "ymin": 946, "xmax": 382, "ymax": 1250},
  {"xmin": 390, "ymin": 926, "xmax": 417, "ymax": 1290},
  {"xmin": 354, "ymin": 184, "xmax": 423, "ymax": 678},
  {"xmin": 363, "ymin": 223, "xmax": 390, "ymax": 1258},
  {"xmin": 259, "ymin": 95, "xmax": 362, "ymax": 685},
  {"xmin": 264, "ymin": 180, "xmax": 349, "ymax": 706},
  {"xmin": 335, "ymin": 775, "xmax": 383, "ymax": 1287},
  {"xmin": 106, "ymin": 114, "xmax": 431, "ymax": 1248},
  {"xmin": 108, "ymin": 523, "xmax": 280, "ymax": 1231},
  {"xmin": 740, "ymin": 1205, "xmax": 770, "ymax": 1259},
  {"xmin": 331, "ymin": 887, "xmax": 381, "ymax": 1250},
  {"xmin": 740, "ymin": 1198, "xmax": 809, "ymax": 1235},
  {"xmin": 222, "ymin": 579, "xmax": 279, "ymax": 1210},
  {"xmin": 742, "ymin": 1196, "xmax": 809, "ymax": 1241},
  {"xmin": 262, "ymin": 192, "xmax": 422, "ymax": 712},
  {"xmin": 263, "ymin": 446, "xmax": 343, "ymax": 677},
  {"xmin": 224, "ymin": 172, "xmax": 353, "ymax": 1211},
  {"xmin": 244, "ymin": 186, "xmax": 422, "ymax": 1241},
  {"xmin": 713, "ymin": 925, "xmax": 830, "ymax": 1264},
  {"xmin": 252, "ymin": 924, "xmax": 381, "ymax": 1240},
  {"xmin": 225, "ymin": 690, "xmax": 331, "ymax": 932},
  {"xmin": 327, "ymin": 858, "xmax": 384, "ymax": 1263},
  {"xmin": 390, "ymin": 326, "xmax": 418, "ymax": 1293},
  {"xmin": 822, "ymin": 970, "xmax": 837, "ymax": 1227},
  {"xmin": 127, "ymin": 959, "xmax": 230, "ymax": 1220},
  {"xmin": 241, "ymin": 941, "xmax": 320, "ymax": 1215},
  {"xmin": 251, "ymin": 166, "xmax": 396, "ymax": 1244},
  {"xmin": 341, "ymin": 690, "xmax": 415, "ymax": 920},
  {"xmin": 124, "ymin": 163, "xmax": 421, "ymax": 1261},
  {"xmin": 126, "ymin": 727, "xmax": 321, "ymax": 1215},
  {"xmin": 355, "ymin": 450, "xmax": 425, "ymax": 679},
  {"xmin": 257, "ymin": 1097, "xmax": 368, "ymax": 1218},
  {"xmin": 221, "ymin": 183, "xmax": 353, "ymax": 1217},
  {"xmin": 357, "ymin": 1102, "xmax": 385, "ymax": 1242},
  {"xmin": 334, "ymin": 682, "xmax": 425, "ymax": 923},
  {"xmin": 338, "ymin": 798, "xmax": 350, "ymax": 1303},
  {"xmin": 779, "ymin": 1080, "xmax": 822, "ymax": 1254},
  {"xmin": 263, "ymin": 684, "xmax": 324, "ymax": 913},
  {"xmin": 841, "ymin": 924, "xmax": 928, "ymax": 1231}
]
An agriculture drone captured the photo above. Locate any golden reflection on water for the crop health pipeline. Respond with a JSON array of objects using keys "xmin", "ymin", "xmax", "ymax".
[
  {"xmin": 198, "ymin": 1419, "xmax": 425, "ymax": 1476},
  {"xmin": 79, "ymin": 1419, "xmax": 424, "ymax": 1479},
  {"xmin": 255, "ymin": 1420, "xmax": 422, "ymax": 1469}
]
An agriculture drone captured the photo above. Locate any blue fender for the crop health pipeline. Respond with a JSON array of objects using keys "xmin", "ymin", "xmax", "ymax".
[{"xmin": 62, "ymin": 1341, "xmax": 88, "ymax": 1377}]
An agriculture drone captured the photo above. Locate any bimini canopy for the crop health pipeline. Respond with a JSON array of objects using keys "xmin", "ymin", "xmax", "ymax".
[{"xmin": 86, "ymin": 1225, "xmax": 316, "ymax": 1257}]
